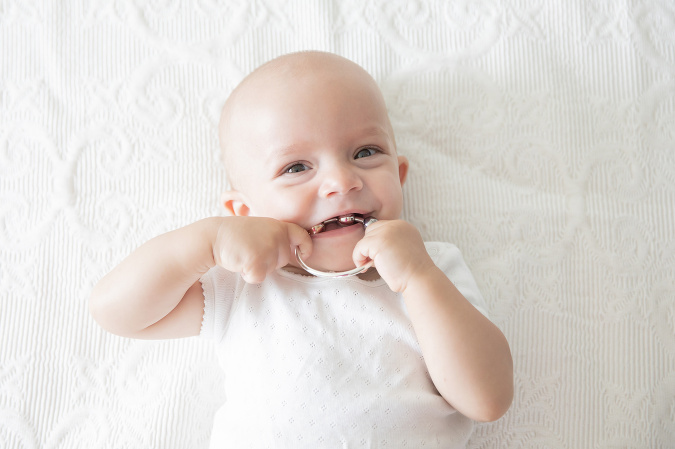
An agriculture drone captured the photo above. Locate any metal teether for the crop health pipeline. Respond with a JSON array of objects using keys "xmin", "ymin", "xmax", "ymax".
[
  {"xmin": 296, "ymin": 215, "xmax": 377, "ymax": 278},
  {"xmin": 307, "ymin": 214, "xmax": 374, "ymax": 235}
]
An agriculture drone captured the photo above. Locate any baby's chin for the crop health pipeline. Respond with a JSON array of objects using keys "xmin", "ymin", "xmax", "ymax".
[{"xmin": 301, "ymin": 242, "xmax": 359, "ymax": 273}]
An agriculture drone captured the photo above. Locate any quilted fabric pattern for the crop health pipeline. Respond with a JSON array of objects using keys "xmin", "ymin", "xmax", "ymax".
[{"xmin": 1, "ymin": 1, "xmax": 674, "ymax": 447}]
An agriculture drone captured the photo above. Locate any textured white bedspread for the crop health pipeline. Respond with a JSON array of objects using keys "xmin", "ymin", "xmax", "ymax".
[{"xmin": 2, "ymin": 1, "xmax": 674, "ymax": 447}]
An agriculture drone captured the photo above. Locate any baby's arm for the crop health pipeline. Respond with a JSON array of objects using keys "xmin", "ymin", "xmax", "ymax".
[
  {"xmin": 353, "ymin": 220, "xmax": 513, "ymax": 422},
  {"xmin": 90, "ymin": 217, "xmax": 311, "ymax": 339},
  {"xmin": 90, "ymin": 218, "xmax": 221, "ymax": 339}
]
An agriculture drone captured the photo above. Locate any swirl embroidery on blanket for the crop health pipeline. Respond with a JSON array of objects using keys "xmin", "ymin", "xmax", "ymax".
[{"xmin": 1, "ymin": 1, "xmax": 674, "ymax": 448}]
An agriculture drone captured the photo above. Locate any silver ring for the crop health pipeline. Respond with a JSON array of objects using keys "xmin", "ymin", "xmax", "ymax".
[
  {"xmin": 295, "ymin": 247, "xmax": 373, "ymax": 278},
  {"xmin": 295, "ymin": 217, "xmax": 377, "ymax": 278}
]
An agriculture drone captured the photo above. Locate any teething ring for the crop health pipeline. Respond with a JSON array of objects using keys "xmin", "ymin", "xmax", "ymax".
[{"xmin": 295, "ymin": 216, "xmax": 377, "ymax": 279}]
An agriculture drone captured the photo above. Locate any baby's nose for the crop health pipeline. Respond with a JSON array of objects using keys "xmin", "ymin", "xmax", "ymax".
[{"xmin": 319, "ymin": 165, "xmax": 363, "ymax": 197}]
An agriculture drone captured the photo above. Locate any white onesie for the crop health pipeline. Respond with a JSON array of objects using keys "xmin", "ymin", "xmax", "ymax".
[{"xmin": 200, "ymin": 242, "xmax": 489, "ymax": 448}]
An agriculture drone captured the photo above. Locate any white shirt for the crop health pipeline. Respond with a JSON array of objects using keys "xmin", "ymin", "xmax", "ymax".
[{"xmin": 200, "ymin": 242, "xmax": 489, "ymax": 448}]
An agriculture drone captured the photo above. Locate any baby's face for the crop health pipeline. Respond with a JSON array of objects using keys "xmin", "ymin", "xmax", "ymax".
[{"xmin": 222, "ymin": 56, "xmax": 408, "ymax": 272}]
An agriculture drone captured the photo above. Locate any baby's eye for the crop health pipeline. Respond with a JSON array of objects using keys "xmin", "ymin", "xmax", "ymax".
[
  {"xmin": 285, "ymin": 163, "xmax": 308, "ymax": 174},
  {"xmin": 354, "ymin": 147, "xmax": 378, "ymax": 159}
]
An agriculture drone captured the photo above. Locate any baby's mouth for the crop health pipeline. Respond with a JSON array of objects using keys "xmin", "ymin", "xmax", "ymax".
[{"xmin": 307, "ymin": 213, "xmax": 370, "ymax": 235}]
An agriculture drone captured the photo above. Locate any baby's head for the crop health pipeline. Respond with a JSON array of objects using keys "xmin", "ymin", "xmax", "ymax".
[{"xmin": 219, "ymin": 51, "xmax": 408, "ymax": 272}]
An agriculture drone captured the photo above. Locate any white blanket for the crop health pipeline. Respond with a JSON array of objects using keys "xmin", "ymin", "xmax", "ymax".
[{"xmin": 1, "ymin": 1, "xmax": 674, "ymax": 447}]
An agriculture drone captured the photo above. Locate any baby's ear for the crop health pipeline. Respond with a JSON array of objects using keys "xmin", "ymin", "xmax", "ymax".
[
  {"xmin": 397, "ymin": 155, "xmax": 409, "ymax": 186},
  {"xmin": 220, "ymin": 190, "xmax": 250, "ymax": 216}
]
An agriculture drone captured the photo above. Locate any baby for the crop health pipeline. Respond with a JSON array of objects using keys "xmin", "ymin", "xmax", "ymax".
[{"xmin": 90, "ymin": 51, "xmax": 513, "ymax": 448}]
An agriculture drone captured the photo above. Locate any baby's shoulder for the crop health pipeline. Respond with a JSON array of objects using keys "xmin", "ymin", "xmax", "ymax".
[{"xmin": 423, "ymin": 241, "xmax": 461, "ymax": 264}]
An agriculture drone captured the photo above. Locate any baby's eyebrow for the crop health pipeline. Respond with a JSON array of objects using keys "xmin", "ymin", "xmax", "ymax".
[
  {"xmin": 266, "ymin": 144, "xmax": 304, "ymax": 164},
  {"xmin": 357, "ymin": 125, "xmax": 390, "ymax": 138},
  {"xmin": 272, "ymin": 145, "xmax": 300, "ymax": 158}
]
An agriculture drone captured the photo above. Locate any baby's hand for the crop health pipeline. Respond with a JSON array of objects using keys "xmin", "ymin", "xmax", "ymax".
[
  {"xmin": 213, "ymin": 217, "xmax": 312, "ymax": 284},
  {"xmin": 352, "ymin": 220, "xmax": 435, "ymax": 293}
]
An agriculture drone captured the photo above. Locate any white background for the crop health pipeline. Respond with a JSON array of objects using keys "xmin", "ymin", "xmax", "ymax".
[{"xmin": 1, "ymin": 1, "xmax": 674, "ymax": 447}]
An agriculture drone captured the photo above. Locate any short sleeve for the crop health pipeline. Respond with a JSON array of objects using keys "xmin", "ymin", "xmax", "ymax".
[
  {"xmin": 199, "ymin": 265, "xmax": 240, "ymax": 342},
  {"xmin": 424, "ymin": 242, "xmax": 490, "ymax": 318}
]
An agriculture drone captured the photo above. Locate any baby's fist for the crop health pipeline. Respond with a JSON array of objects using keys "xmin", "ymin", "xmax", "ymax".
[
  {"xmin": 353, "ymin": 220, "xmax": 434, "ymax": 292},
  {"xmin": 213, "ymin": 217, "xmax": 312, "ymax": 283}
]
